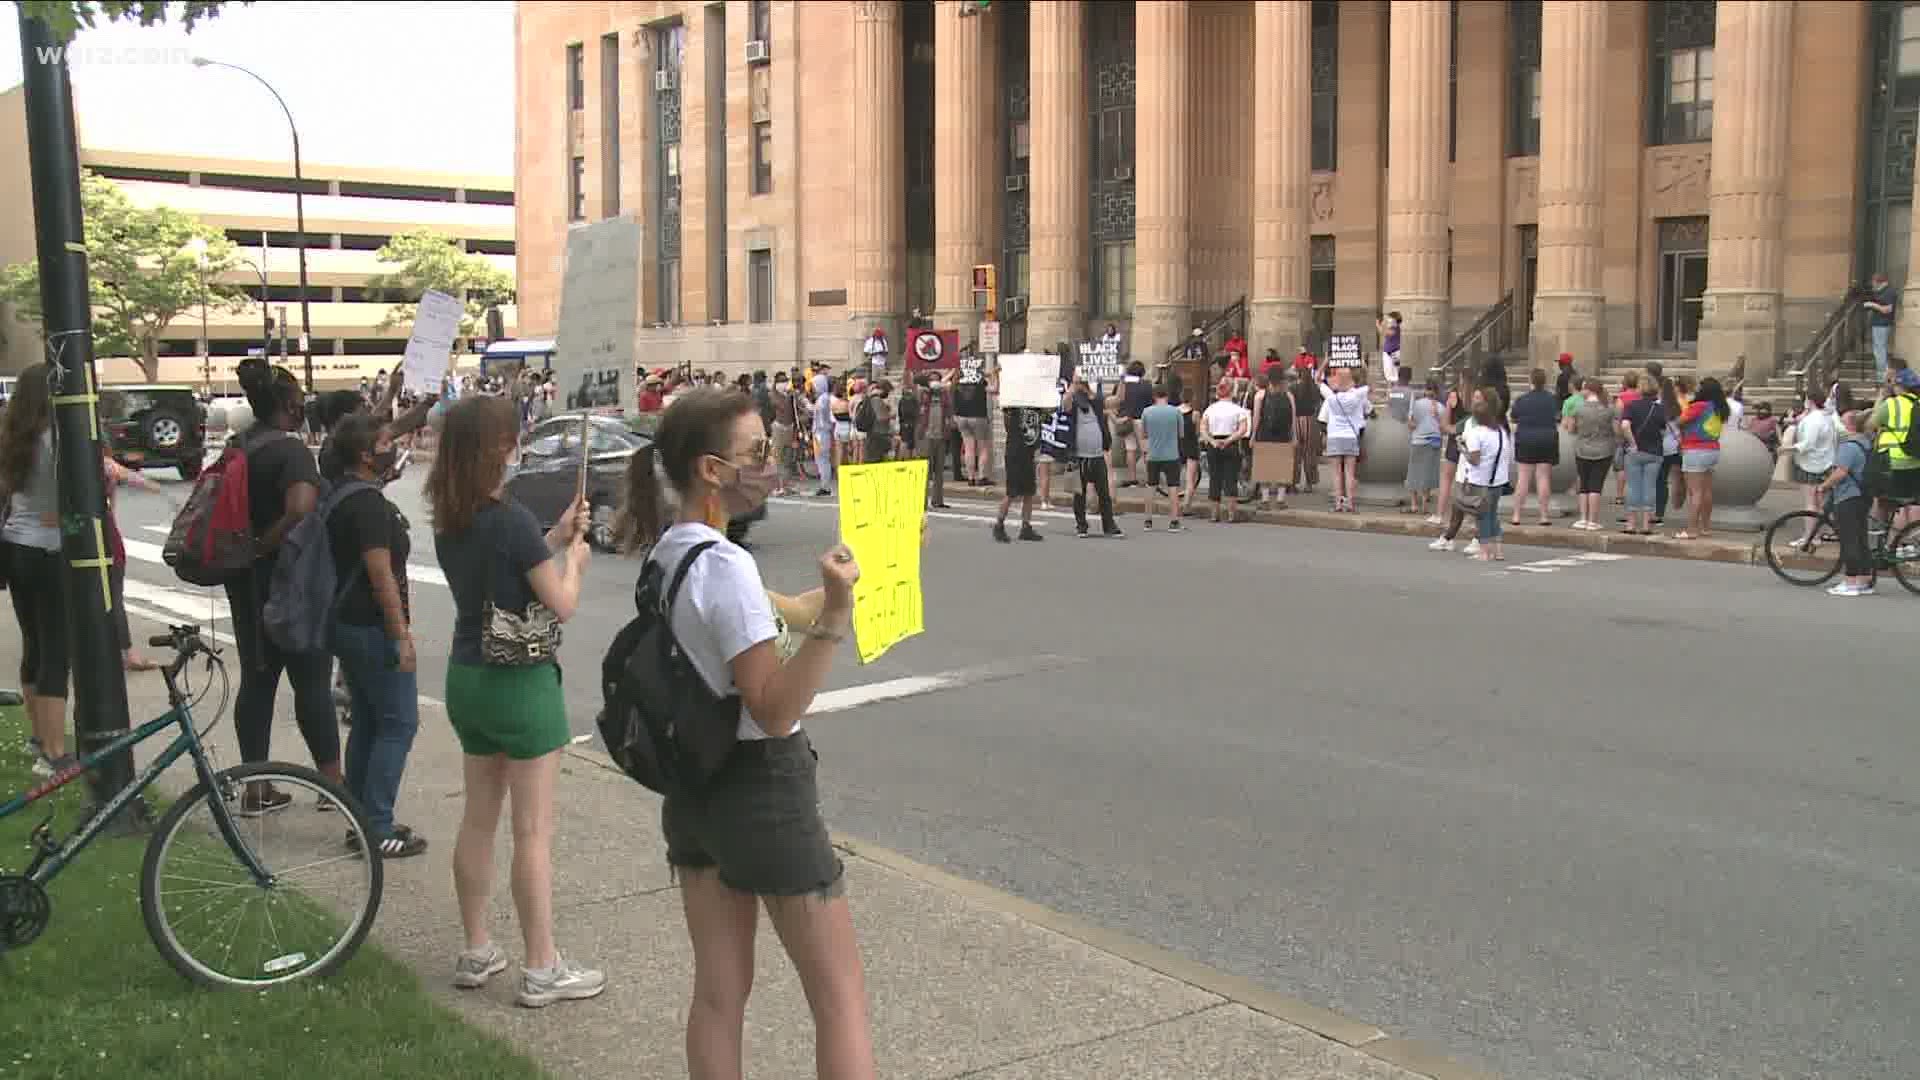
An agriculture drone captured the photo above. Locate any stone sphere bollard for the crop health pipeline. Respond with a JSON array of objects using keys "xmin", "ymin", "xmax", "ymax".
[
  {"xmin": 1547, "ymin": 428, "xmax": 1579, "ymax": 519},
  {"xmin": 1354, "ymin": 416, "xmax": 1412, "ymax": 508},
  {"xmin": 1709, "ymin": 427, "xmax": 1774, "ymax": 532}
]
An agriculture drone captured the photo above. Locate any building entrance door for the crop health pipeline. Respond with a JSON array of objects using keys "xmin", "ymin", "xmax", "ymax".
[
  {"xmin": 1656, "ymin": 218, "xmax": 1708, "ymax": 349},
  {"xmin": 1517, "ymin": 226, "xmax": 1538, "ymax": 348}
]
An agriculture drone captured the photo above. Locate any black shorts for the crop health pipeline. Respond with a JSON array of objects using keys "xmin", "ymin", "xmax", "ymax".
[
  {"xmin": 1878, "ymin": 465, "xmax": 1920, "ymax": 500},
  {"xmin": 5, "ymin": 543, "xmax": 70, "ymax": 693},
  {"xmin": 1207, "ymin": 446, "xmax": 1242, "ymax": 501},
  {"xmin": 1515, "ymin": 433, "xmax": 1559, "ymax": 466},
  {"xmin": 1003, "ymin": 445, "xmax": 1038, "ymax": 497},
  {"xmin": 1147, "ymin": 459, "xmax": 1182, "ymax": 488},
  {"xmin": 663, "ymin": 733, "xmax": 844, "ymax": 898},
  {"xmin": 1575, "ymin": 455, "xmax": 1611, "ymax": 494}
]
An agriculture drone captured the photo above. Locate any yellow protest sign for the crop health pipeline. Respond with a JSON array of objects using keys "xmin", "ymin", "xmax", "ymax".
[{"xmin": 837, "ymin": 459, "xmax": 928, "ymax": 663}]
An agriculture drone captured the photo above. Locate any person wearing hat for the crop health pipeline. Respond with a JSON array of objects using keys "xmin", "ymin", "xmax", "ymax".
[
  {"xmin": 1554, "ymin": 352, "xmax": 1580, "ymax": 405},
  {"xmin": 1867, "ymin": 360, "xmax": 1920, "ymax": 530},
  {"xmin": 864, "ymin": 327, "xmax": 889, "ymax": 381},
  {"xmin": 1182, "ymin": 326, "xmax": 1210, "ymax": 364}
]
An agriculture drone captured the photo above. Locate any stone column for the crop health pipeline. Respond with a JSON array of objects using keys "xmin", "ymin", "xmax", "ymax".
[
  {"xmin": 1028, "ymin": 0, "xmax": 1086, "ymax": 351},
  {"xmin": 1381, "ymin": 0, "xmax": 1451, "ymax": 379},
  {"xmin": 933, "ymin": 3, "xmax": 998, "ymax": 337},
  {"xmin": 850, "ymin": 1, "xmax": 906, "ymax": 345},
  {"xmin": 1248, "ymin": 1, "xmax": 1312, "ymax": 353},
  {"xmin": 1698, "ymin": 0, "xmax": 1795, "ymax": 379},
  {"xmin": 1530, "ymin": 0, "xmax": 1607, "ymax": 370},
  {"xmin": 1133, "ymin": 0, "xmax": 1190, "ymax": 367}
]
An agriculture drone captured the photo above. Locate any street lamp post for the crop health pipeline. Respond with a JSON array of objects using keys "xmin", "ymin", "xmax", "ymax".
[
  {"xmin": 191, "ymin": 57, "xmax": 314, "ymax": 393},
  {"xmin": 187, "ymin": 236, "xmax": 209, "ymax": 392}
]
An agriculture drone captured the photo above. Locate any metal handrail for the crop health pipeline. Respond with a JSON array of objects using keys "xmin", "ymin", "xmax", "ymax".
[
  {"xmin": 1434, "ymin": 290, "xmax": 1516, "ymax": 381},
  {"xmin": 1161, "ymin": 295, "xmax": 1248, "ymax": 367},
  {"xmin": 1786, "ymin": 291, "xmax": 1867, "ymax": 401}
]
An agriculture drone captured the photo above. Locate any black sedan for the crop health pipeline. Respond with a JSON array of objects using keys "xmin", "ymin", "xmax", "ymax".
[{"xmin": 506, "ymin": 413, "xmax": 762, "ymax": 550}]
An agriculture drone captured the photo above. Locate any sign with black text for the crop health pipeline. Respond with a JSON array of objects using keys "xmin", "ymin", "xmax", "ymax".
[
  {"xmin": 1075, "ymin": 340, "xmax": 1124, "ymax": 384},
  {"xmin": 1326, "ymin": 333, "xmax": 1365, "ymax": 369}
]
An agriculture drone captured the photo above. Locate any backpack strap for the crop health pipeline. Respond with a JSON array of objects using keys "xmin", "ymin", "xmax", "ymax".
[{"xmin": 661, "ymin": 540, "xmax": 721, "ymax": 615}]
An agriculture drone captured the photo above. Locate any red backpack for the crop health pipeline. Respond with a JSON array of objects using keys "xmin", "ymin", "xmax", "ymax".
[{"xmin": 163, "ymin": 430, "xmax": 267, "ymax": 585}]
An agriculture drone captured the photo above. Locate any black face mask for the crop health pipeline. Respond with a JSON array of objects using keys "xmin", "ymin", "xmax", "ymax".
[{"xmin": 371, "ymin": 447, "xmax": 400, "ymax": 479}]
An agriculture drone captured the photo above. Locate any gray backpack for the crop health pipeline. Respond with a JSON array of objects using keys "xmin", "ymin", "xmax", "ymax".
[{"xmin": 264, "ymin": 480, "xmax": 376, "ymax": 654}]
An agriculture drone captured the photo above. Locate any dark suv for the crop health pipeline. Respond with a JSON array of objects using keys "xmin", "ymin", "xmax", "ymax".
[{"xmin": 99, "ymin": 384, "xmax": 207, "ymax": 480}]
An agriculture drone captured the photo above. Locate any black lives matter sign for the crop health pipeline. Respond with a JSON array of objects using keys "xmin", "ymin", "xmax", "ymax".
[{"xmin": 1326, "ymin": 334, "xmax": 1365, "ymax": 369}]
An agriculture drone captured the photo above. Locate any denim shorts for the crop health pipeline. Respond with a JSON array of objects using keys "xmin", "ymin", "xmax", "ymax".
[
  {"xmin": 663, "ymin": 732, "xmax": 844, "ymax": 899},
  {"xmin": 1681, "ymin": 448, "xmax": 1720, "ymax": 473}
]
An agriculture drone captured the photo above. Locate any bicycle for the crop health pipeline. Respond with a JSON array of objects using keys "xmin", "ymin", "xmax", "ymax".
[
  {"xmin": 0, "ymin": 624, "xmax": 384, "ymax": 987},
  {"xmin": 1762, "ymin": 495, "xmax": 1920, "ymax": 593}
]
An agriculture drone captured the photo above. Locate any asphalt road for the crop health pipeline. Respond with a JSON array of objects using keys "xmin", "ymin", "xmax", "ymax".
[{"xmin": 112, "ymin": 466, "xmax": 1917, "ymax": 1080}]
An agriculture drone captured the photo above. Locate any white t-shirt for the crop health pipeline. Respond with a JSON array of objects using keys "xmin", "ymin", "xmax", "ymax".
[
  {"xmin": 1319, "ymin": 385, "xmax": 1372, "ymax": 440},
  {"xmin": 1464, "ymin": 425, "xmax": 1512, "ymax": 487},
  {"xmin": 1727, "ymin": 398, "xmax": 1746, "ymax": 430},
  {"xmin": 647, "ymin": 522, "xmax": 789, "ymax": 741},
  {"xmin": 1201, "ymin": 399, "xmax": 1250, "ymax": 439}
]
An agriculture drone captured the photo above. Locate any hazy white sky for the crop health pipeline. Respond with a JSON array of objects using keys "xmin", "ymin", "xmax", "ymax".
[{"xmin": 1, "ymin": 1, "xmax": 515, "ymax": 177}]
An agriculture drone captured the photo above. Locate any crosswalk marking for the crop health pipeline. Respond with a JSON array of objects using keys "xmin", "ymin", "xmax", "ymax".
[
  {"xmin": 134, "ymin": 525, "xmax": 449, "ymax": 587},
  {"xmin": 1493, "ymin": 549, "xmax": 1635, "ymax": 577}
]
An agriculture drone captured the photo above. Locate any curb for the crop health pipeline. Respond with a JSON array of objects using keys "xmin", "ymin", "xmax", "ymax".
[
  {"xmin": 933, "ymin": 484, "xmax": 1761, "ymax": 567},
  {"xmin": 561, "ymin": 743, "xmax": 1495, "ymax": 1080}
]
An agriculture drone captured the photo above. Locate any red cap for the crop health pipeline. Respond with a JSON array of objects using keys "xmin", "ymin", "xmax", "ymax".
[{"xmin": 1557, "ymin": 352, "xmax": 1574, "ymax": 366}]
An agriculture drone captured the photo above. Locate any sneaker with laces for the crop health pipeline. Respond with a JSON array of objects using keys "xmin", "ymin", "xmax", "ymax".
[
  {"xmin": 237, "ymin": 785, "xmax": 294, "ymax": 818},
  {"xmin": 1463, "ymin": 539, "xmax": 1481, "ymax": 556},
  {"xmin": 453, "ymin": 943, "xmax": 510, "ymax": 989},
  {"xmin": 1143, "ymin": 518, "xmax": 1154, "ymax": 530},
  {"xmin": 516, "ymin": 954, "xmax": 606, "ymax": 1008},
  {"xmin": 1017, "ymin": 525, "xmax": 1043, "ymax": 542},
  {"xmin": 1167, "ymin": 520, "xmax": 1183, "ymax": 533},
  {"xmin": 991, "ymin": 522, "xmax": 1011, "ymax": 543},
  {"xmin": 30, "ymin": 753, "xmax": 77, "ymax": 780},
  {"xmin": 1428, "ymin": 537, "xmax": 1456, "ymax": 552}
]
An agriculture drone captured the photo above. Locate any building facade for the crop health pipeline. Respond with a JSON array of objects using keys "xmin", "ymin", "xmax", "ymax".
[
  {"xmin": 0, "ymin": 85, "xmax": 518, "ymax": 387},
  {"xmin": 515, "ymin": 0, "xmax": 1917, "ymax": 380}
]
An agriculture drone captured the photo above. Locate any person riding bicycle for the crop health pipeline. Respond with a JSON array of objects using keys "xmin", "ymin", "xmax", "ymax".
[{"xmin": 1816, "ymin": 410, "xmax": 1876, "ymax": 598}]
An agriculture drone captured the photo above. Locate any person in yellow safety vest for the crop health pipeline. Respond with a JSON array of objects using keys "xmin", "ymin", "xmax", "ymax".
[{"xmin": 1868, "ymin": 361, "xmax": 1920, "ymax": 530}]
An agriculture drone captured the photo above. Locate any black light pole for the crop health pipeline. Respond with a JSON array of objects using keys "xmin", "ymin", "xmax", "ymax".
[
  {"xmin": 18, "ymin": 10, "xmax": 138, "ymax": 807},
  {"xmin": 192, "ymin": 57, "xmax": 314, "ymax": 393}
]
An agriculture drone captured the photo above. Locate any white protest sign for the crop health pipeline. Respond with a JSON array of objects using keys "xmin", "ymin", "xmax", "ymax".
[
  {"xmin": 1326, "ymin": 333, "xmax": 1365, "ymax": 369},
  {"xmin": 1076, "ymin": 340, "xmax": 1123, "ymax": 384},
  {"xmin": 997, "ymin": 353, "xmax": 1062, "ymax": 410},
  {"xmin": 401, "ymin": 289, "xmax": 463, "ymax": 394},
  {"xmin": 554, "ymin": 214, "xmax": 643, "ymax": 413}
]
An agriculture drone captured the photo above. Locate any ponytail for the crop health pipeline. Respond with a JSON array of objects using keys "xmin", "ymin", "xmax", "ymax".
[{"xmin": 614, "ymin": 444, "xmax": 664, "ymax": 555}]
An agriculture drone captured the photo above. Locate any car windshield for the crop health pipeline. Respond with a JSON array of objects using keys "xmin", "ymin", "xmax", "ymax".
[{"xmin": 99, "ymin": 390, "xmax": 157, "ymax": 418}]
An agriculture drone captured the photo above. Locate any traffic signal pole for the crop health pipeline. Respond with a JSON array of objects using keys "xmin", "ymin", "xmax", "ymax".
[{"xmin": 18, "ymin": 11, "xmax": 139, "ymax": 812}]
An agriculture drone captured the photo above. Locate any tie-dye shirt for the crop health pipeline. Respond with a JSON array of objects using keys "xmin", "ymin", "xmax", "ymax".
[{"xmin": 1677, "ymin": 399, "xmax": 1724, "ymax": 450}]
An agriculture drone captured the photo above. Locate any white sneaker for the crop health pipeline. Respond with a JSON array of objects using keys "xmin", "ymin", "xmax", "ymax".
[
  {"xmin": 1463, "ymin": 539, "xmax": 1481, "ymax": 556},
  {"xmin": 452, "ymin": 943, "xmax": 510, "ymax": 989},
  {"xmin": 1826, "ymin": 582, "xmax": 1871, "ymax": 597},
  {"xmin": 1428, "ymin": 537, "xmax": 1455, "ymax": 552},
  {"xmin": 516, "ymin": 953, "xmax": 607, "ymax": 1008},
  {"xmin": 1423, "ymin": 515, "xmax": 1443, "ymax": 526}
]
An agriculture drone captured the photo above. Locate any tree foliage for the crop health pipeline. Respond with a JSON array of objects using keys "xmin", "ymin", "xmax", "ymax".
[
  {"xmin": 0, "ymin": 171, "xmax": 251, "ymax": 381},
  {"xmin": 19, "ymin": 1, "xmax": 252, "ymax": 44},
  {"xmin": 368, "ymin": 230, "xmax": 516, "ymax": 343}
]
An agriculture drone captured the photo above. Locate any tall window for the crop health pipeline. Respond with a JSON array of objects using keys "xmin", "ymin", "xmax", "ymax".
[
  {"xmin": 1088, "ymin": 2, "xmax": 1135, "ymax": 319},
  {"xmin": 1310, "ymin": 236, "xmax": 1335, "ymax": 350},
  {"xmin": 1448, "ymin": 0, "xmax": 1458, "ymax": 162},
  {"xmin": 1311, "ymin": 1, "xmax": 1338, "ymax": 171},
  {"xmin": 1860, "ymin": 1, "xmax": 1920, "ymax": 284},
  {"xmin": 749, "ymin": 0, "xmax": 771, "ymax": 45},
  {"xmin": 566, "ymin": 43, "xmax": 584, "ymax": 110},
  {"xmin": 752, "ymin": 121, "xmax": 773, "ymax": 195},
  {"xmin": 1002, "ymin": 11, "xmax": 1031, "ymax": 321},
  {"xmin": 903, "ymin": 2, "xmax": 935, "ymax": 316},
  {"xmin": 601, "ymin": 33, "xmax": 620, "ymax": 217},
  {"xmin": 748, "ymin": 249, "xmax": 774, "ymax": 323},
  {"xmin": 569, "ymin": 156, "xmax": 585, "ymax": 222},
  {"xmin": 1650, "ymin": 1, "xmax": 1716, "ymax": 145},
  {"xmin": 652, "ymin": 23, "xmax": 685, "ymax": 323},
  {"xmin": 1508, "ymin": 0, "xmax": 1542, "ymax": 156}
]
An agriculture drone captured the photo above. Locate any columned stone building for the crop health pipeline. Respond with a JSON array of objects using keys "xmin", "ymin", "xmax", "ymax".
[{"xmin": 515, "ymin": 0, "xmax": 1918, "ymax": 380}]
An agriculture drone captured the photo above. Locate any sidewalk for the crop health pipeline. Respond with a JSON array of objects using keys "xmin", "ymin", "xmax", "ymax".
[
  {"xmin": 26, "ymin": 628, "xmax": 1491, "ymax": 1079},
  {"xmin": 933, "ymin": 472, "xmax": 1806, "ymax": 568}
]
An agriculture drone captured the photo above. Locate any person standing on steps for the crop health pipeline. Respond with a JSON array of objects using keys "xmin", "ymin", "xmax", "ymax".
[
  {"xmin": 431, "ymin": 395, "xmax": 604, "ymax": 1007},
  {"xmin": 228, "ymin": 356, "xmax": 343, "ymax": 815},
  {"xmin": 1866, "ymin": 272, "xmax": 1896, "ymax": 382},
  {"xmin": 1063, "ymin": 374, "xmax": 1123, "ymax": 539},
  {"xmin": 1377, "ymin": 310, "xmax": 1403, "ymax": 386},
  {"xmin": 993, "ymin": 404, "xmax": 1046, "ymax": 544},
  {"xmin": 862, "ymin": 327, "xmax": 889, "ymax": 382},
  {"xmin": 1140, "ymin": 382, "xmax": 1186, "ymax": 531}
]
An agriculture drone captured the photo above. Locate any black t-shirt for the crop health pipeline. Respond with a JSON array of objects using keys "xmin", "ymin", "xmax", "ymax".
[
  {"xmin": 327, "ymin": 485, "xmax": 410, "ymax": 627},
  {"xmin": 244, "ymin": 429, "xmax": 322, "ymax": 561},
  {"xmin": 1119, "ymin": 379, "xmax": 1153, "ymax": 420},
  {"xmin": 954, "ymin": 355, "xmax": 991, "ymax": 418},
  {"xmin": 1624, "ymin": 397, "xmax": 1668, "ymax": 455},
  {"xmin": 434, "ymin": 499, "xmax": 553, "ymax": 667},
  {"xmin": 1510, "ymin": 389, "xmax": 1560, "ymax": 438}
]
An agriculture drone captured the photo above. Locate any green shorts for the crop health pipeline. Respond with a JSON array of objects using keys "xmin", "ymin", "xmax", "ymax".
[{"xmin": 444, "ymin": 662, "xmax": 569, "ymax": 760}]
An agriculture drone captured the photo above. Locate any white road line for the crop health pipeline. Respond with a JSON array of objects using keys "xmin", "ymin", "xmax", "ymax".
[
  {"xmin": 1528, "ymin": 558, "xmax": 1587, "ymax": 568},
  {"xmin": 770, "ymin": 495, "xmax": 1080, "ymax": 523},
  {"xmin": 1506, "ymin": 565, "xmax": 1556, "ymax": 573},
  {"xmin": 1574, "ymin": 552, "xmax": 1632, "ymax": 562},
  {"xmin": 135, "ymin": 524, "xmax": 448, "ymax": 586},
  {"xmin": 123, "ymin": 578, "xmax": 231, "ymax": 622}
]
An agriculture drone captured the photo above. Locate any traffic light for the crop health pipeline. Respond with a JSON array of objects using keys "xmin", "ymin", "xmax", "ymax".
[{"xmin": 971, "ymin": 264, "xmax": 997, "ymax": 315}]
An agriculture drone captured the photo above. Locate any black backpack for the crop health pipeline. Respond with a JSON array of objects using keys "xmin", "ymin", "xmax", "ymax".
[
  {"xmin": 596, "ymin": 541, "xmax": 739, "ymax": 797},
  {"xmin": 896, "ymin": 389, "xmax": 919, "ymax": 432},
  {"xmin": 855, "ymin": 395, "xmax": 876, "ymax": 434}
]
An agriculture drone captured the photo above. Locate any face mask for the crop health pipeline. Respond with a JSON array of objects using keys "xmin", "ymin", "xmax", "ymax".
[
  {"xmin": 716, "ymin": 456, "xmax": 777, "ymax": 518},
  {"xmin": 372, "ymin": 447, "xmax": 400, "ymax": 478}
]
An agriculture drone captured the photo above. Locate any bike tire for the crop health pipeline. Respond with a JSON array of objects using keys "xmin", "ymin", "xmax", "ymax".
[
  {"xmin": 1891, "ymin": 520, "xmax": 1920, "ymax": 596},
  {"xmin": 1763, "ymin": 510, "xmax": 1842, "ymax": 587},
  {"xmin": 140, "ymin": 761, "xmax": 383, "ymax": 989}
]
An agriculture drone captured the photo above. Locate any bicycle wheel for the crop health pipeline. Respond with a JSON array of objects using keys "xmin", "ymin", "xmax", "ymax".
[
  {"xmin": 1890, "ymin": 520, "xmax": 1920, "ymax": 595},
  {"xmin": 1764, "ymin": 510, "xmax": 1842, "ymax": 587},
  {"xmin": 140, "ymin": 762, "xmax": 383, "ymax": 988}
]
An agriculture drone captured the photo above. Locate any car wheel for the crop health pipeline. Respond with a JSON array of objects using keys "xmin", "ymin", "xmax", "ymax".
[
  {"xmin": 588, "ymin": 502, "xmax": 617, "ymax": 552},
  {"xmin": 144, "ymin": 410, "xmax": 189, "ymax": 450}
]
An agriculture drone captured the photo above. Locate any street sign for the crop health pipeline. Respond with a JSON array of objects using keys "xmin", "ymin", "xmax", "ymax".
[{"xmin": 979, "ymin": 319, "xmax": 1001, "ymax": 355}]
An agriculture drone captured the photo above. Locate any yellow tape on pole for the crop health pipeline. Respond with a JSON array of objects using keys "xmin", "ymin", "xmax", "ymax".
[{"xmin": 836, "ymin": 459, "xmax": 928, "ymax": 664}]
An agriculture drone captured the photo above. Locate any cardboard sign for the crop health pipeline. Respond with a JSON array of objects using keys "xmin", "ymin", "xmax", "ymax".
[
  {"xmin": 837, "ymin": 459, "xmax": 929, "ymax": 663},
  {"xmin": 907, "ymin": 327, "xmax": 960, "ymax": 372},
  {"xmin": 1076, "ymin": 340, "xmax": 1124, "ymax": 383},
  {"xmin": 553, "ymin": 214, "xmax": 643, "ymax": 413},
  {"xmin": 1326, "ymin": 334, "xmax": 1365, "ymax": 369},
  {"xmin": 997, "ymin": 353, "xmax": 1063, "ymax": 410},
  {"xmin": 400, "ymin": 289, "xmax": 463, "ymax": 395}
]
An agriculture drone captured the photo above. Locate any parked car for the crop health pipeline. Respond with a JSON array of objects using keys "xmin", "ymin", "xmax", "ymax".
[
  {"xmin": 506, "ymin": 413, "xmax": 761, "ymax": 551},
  {"xmin": 100, "ymin": 384, "xmax": 207, "ymax": 479}
]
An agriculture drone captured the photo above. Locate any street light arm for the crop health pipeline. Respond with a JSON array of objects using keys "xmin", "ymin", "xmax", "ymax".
[{"xmin": 191, "ymin": 58, "xmax": 301, "ymax": 158}]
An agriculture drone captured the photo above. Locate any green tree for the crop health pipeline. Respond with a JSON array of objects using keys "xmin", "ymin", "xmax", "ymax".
[
  {"xmin": 18, "ymin": 1, "xmax": 251, "ymax": 44},
  {"xmin": 368, "ymin": 230, "xmax": 516, "ymax": 346},
  {"xmin": 0, "ymin": 171, "xmax": 251, "ymax": 381}
]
